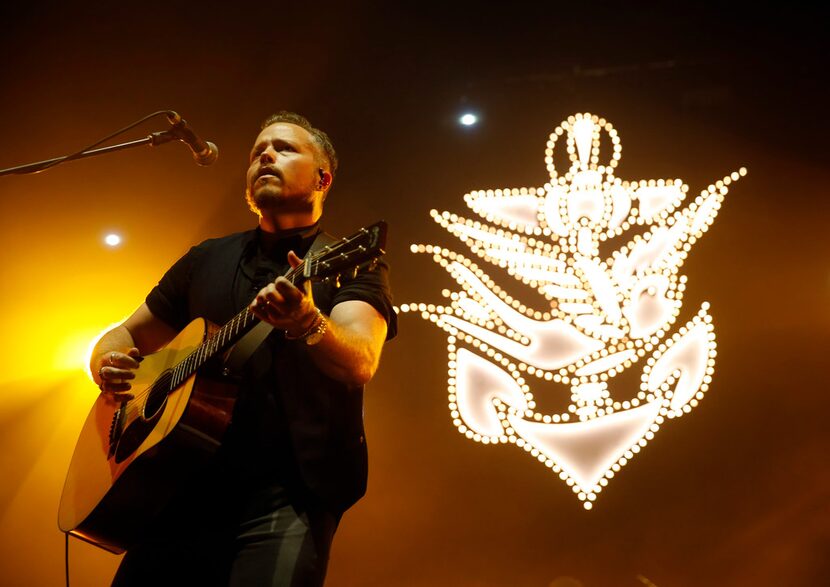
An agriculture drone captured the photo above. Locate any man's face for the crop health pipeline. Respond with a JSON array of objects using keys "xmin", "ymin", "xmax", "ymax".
[{"xmin": 246, "ymin": 122, "xmax": 322, "ymax": 215}]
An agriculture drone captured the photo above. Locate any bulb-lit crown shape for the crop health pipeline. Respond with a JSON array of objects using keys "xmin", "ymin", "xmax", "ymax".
[{"xmin": 399, "ymin": 113, "xmax": 746, "ymax": 509}]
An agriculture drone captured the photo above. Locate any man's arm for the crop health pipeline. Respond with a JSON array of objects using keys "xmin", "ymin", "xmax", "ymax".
[
  {"xmin": 91, "ymin": 303, "xmax": 178, "ymax": 400},
  {"xmin": 304, "ymin": 300, "xmax": 388, "ymax": 387}
]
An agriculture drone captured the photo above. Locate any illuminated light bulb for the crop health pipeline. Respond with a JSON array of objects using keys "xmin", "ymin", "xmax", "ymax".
[
  {"xmin": 458, "ymin": 112, "xmax": 478, "ymax": 126},
  {"xmin": 104, "ymin": 233, "xmax": 122, "ymax": 247}
]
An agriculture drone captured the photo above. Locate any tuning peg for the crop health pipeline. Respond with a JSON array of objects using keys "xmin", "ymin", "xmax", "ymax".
[
  {"xmin": 335, "ymin": 274, "xmax": 341, "ymax": 288},
  {"xmin": 352, "ymin": 266, "xmax": 359, "ymax": 278}
]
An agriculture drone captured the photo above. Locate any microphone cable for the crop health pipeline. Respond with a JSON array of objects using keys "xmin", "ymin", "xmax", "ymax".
[{"xmin": 64, "ymin": 531, "xmax": 70, "ymax": 587}]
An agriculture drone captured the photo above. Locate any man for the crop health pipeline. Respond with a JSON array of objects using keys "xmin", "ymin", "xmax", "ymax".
[{"xmin": 92, "ymin": 112, "xmax": 396, "ymax": 586}]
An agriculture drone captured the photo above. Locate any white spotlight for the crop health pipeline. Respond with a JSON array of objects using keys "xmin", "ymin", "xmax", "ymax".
[
  {"xmin": 104, "ymin": 233, "xmax": 122, "ymax": 247},
  {"xmin": 459, "ymin": 113, "xmax": 478, "ymax": 126}
]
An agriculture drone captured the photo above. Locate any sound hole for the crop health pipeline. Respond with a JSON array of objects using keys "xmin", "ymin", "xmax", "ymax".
[
  {"xmin": 113, "ymin": 372, "xmax": 173, "ymax": 464},
  {"xmin": 143, "ymin": 370, "xmax": 172, "ymax": 420}
]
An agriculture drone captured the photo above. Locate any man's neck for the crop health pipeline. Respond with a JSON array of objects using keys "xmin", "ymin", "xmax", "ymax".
[{"xmin": 259, "ymin": 211, "xmax": 322, "ymax": 235}]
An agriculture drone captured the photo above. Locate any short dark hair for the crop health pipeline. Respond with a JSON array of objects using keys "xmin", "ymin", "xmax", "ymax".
[{"xmin": 260, "ymin": 111, "xmax": 338, "ymax": 177}]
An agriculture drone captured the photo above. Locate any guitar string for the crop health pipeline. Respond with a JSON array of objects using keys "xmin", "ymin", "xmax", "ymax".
[{"xmin": 118, "ymin": 228, "xmax": 379, "ymax": 421}]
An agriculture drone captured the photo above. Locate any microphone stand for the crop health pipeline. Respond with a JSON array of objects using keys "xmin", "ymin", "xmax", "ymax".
[{"xmin": 0, "ymin": 130, "xmax": 180, "ymax": 177}]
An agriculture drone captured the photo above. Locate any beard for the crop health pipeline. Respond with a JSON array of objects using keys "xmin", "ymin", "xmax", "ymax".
[{"xmin": 245, "ymin": 178, "xmax": 319, "ymax": 217}]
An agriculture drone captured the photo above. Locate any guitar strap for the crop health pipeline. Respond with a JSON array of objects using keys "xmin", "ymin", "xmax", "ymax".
[{"xmin": 223, "ymin": 231, "xmax": 337, "ymax": 377}]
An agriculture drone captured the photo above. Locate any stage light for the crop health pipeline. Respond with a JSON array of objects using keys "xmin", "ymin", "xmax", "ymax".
[
  {"xmin": 459, "ymin": 113, "xmax": 478, "ymax": 126},
  {"xmin": 399, "ymin": 112, "xmax": 745, "ymax": 509},
  {"xmin": 104, "ymin": 233, "xmax": 121, "ymax": 247}
]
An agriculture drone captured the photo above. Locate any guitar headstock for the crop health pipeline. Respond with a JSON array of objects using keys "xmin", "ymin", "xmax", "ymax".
[{"xmin": 303, "ymin": 221, "xmax": 387, "ymax": 283}]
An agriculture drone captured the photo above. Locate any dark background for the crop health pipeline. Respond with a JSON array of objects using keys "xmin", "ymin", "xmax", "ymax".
[{"xmin": 0, "ymin": 2, "xmax": 827, "ymax": 585}]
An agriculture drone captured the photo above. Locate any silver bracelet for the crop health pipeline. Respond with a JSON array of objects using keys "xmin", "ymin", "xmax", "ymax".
[{"xmin": 284, "ymin": 309, "xmax": 324, "ymax": 341}]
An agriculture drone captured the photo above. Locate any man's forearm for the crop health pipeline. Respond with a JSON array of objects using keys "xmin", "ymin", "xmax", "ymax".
[{"xmin": 304, "ymin": 316, "xmax": 384, "ymax": 387}]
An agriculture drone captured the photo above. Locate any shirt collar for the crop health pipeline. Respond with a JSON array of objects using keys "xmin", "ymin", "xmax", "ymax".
[{"xmin": 254, "ymin": 221, "xmax": 321, "ymax": 261}]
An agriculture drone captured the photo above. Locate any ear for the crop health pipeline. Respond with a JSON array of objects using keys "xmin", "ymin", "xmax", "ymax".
[{"xmin": 318, "ymin": 168, "xmax": 332, "ymax": 190}]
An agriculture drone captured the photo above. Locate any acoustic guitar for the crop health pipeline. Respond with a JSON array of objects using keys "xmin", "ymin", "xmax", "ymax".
[{"xmin": 58, "ymin": 221, "xmax": 387, "ymax": 553}]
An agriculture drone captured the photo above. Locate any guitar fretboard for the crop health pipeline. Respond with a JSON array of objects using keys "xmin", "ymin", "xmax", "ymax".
[{"xmin": 167, "ymin": 261, "xmax": 306, "ymax": 389}]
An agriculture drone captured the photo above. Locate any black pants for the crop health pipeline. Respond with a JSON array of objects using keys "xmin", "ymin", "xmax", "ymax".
[{"xmin": 111, "ymin": 482, "xmax": 340, "ymax": 587}]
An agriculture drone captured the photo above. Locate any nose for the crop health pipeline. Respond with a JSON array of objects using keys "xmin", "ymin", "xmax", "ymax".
[{"xmin": 259, "ymin": 147, "xmax": 276, "ymax": 163}]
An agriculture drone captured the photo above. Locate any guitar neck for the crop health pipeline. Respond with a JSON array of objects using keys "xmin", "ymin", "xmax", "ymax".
[{"xmin": 168, "ymin": 261, "xmax": 307, "ymax": 388}]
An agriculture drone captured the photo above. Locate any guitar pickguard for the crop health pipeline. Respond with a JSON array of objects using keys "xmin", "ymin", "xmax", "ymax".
[
  {"xmin": 107, "ymin": 406, "xmax": 125, "ymax": 459},
  {"xmin": 112, "ymin": 369, "xmax": 175, "ymax": 464},
  {"xmin": 113, "ymin": 399, "xmax": 167, "ymax": 463}
]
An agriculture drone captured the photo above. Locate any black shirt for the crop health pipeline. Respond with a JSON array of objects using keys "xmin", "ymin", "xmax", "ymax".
[{"xmin": 144, "ymin": 224, "xmax": 396, "ymax": 512}]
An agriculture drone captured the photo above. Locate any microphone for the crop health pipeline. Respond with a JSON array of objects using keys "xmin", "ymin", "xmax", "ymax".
[{"xmin": 164, "ymin": 111, "xmax": 219, "ymax": 166}]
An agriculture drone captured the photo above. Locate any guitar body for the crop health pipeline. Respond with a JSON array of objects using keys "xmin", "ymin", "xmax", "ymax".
[{"xmin": 58, "ymin": 318, "xmax": 238, "ymax": 553}]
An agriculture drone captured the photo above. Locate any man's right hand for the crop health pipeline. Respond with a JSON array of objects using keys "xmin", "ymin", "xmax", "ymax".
[{"xmin": 97, "ymin": 347, "xmax": 142, "ymax": 402}]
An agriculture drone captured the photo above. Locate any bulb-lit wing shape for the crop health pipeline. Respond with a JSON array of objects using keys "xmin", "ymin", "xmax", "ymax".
[{"xmin": 400, "ymin": 112, "xmax": 744, "ymax": 509}]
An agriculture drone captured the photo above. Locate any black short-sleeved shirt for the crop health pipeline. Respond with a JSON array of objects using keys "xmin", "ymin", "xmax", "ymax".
[{"xmin": 144, "ymin": 224, "xmax": 396, "ymax": 513}]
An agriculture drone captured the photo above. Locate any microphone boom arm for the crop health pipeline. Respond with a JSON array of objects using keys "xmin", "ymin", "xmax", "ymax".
[
  {"xmin": 0, "ymin": 111, "xmax": 216, "ymax": 177},
  {"xmin": 0, "ymin": 135, "xmax": 168, "ymax": 176}
]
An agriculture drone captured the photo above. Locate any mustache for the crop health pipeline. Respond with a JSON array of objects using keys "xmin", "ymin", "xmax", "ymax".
[{"xmin": 256, "ymin": 165, "xmax": 282, "ymax": 180}]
